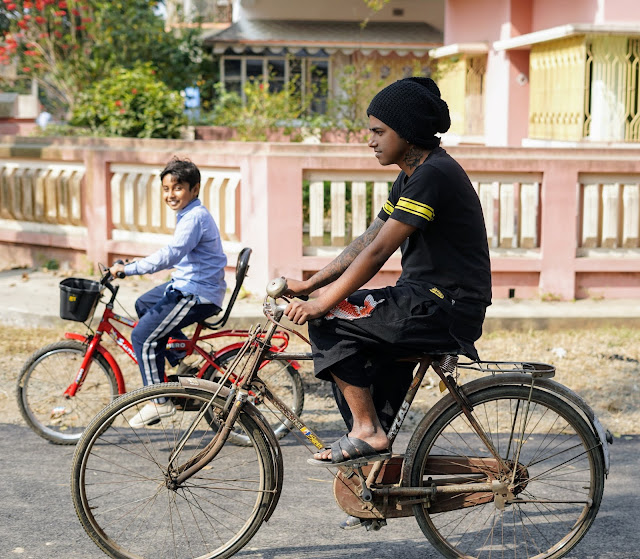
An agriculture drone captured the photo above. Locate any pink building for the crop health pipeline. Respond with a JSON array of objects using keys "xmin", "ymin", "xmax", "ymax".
[{"xmin": 434, "ymin": 0, "xmax": 640, "ymax": 147}]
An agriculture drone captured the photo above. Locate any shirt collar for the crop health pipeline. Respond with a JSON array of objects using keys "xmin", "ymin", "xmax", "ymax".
[{"xmin": 177, "ymin": 198, "xmax": 201, "ymax": 219}]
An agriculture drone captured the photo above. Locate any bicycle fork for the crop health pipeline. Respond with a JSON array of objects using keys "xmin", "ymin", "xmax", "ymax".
[{"xmin": 63, "ymin": 335, "xmax": 102, "ymax": 398}]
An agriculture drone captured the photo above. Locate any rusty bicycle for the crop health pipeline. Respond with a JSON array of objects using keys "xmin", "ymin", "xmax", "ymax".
[{"xmin": 70, "ymin": 277, "xmax": 610, "ymax": 559}]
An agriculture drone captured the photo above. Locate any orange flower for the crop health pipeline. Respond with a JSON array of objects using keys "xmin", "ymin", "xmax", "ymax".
[{"xmin": 115, "ymin": 100, "xmax": 122, "ymax": 107}]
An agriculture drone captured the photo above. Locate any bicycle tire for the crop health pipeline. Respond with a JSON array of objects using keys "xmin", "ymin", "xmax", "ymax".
[
  {"xmin": 409, "ymin": 383, "xmax": 605, "ymax": 559},
  {"xmin": 71, "ymin": 382, "xmax": 277, "ymax": 559},
  {"xmin": 202, "ymin": 347, "xmax": 304, "ymax": 446},
  {"xmin": 17, "ymin": 340, "xmax": 118, "ymax": 444}
]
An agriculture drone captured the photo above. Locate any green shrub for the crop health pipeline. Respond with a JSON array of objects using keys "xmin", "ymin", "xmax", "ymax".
[
  {"xmin": 70, "ymin": 65, "xmax": 187, "ymax": 139},
  {"xmin": 210, "ymin": 78, "xmax": 309, "ymax": 141}
]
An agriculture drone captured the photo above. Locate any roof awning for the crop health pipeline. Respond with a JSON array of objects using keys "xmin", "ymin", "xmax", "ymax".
[
  {"xmin": 493, "ymin": 23, "xmax": 640, "ymax": 51},
  {"xmin": 203, "ymin": 19, "xmax": 442, "ymax": 57}
]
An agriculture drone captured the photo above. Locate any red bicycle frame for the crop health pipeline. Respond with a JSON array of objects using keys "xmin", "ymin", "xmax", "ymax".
[{"xmin": 62, "ymin": 304, "xmax": 296, "ymax": 400}]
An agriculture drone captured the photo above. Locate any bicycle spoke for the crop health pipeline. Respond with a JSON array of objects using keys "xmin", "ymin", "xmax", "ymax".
[
  {"xmin": 72, "ymin": 384, "xmax": 276, "ymax": 559},
  {"xmin": 411, "ymin": 384, "xmax": 604, "ymax": 559}
]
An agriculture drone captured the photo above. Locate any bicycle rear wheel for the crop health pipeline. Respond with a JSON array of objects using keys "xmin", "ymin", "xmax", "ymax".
[
  {"xmin": 17, "ymin": 340, "xmax": 118, "ymax": 444},
  {"xmin": 204, "ymin": 347, "xmax": 304, "ymax": 445},
  {"xmin": 71, "ymin": 382, "xmax": 277, "ymax": 559},
  {"xmin": 410, "ymin": 384, "xmax": 605, "ymax": 559}
]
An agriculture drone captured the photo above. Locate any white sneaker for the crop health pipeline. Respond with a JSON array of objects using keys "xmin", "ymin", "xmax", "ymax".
[{"xmin": 129, "ymin": 401, "xmax": 176, "ymax": 428}]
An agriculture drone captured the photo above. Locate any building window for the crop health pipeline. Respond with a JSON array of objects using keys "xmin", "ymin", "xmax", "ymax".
[
  {"xmin": 219, "ymin": 54, "xmax": 331, "ymax": 114},
  {"xmin": 529, "ymin": 36, "xmax": 640, "ymax": 143}
]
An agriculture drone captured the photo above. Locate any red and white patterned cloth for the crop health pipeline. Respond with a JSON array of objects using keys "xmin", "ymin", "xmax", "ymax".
[{"xmin": 325, "ymin": 295, "xmax": 385, "ymax": 321}]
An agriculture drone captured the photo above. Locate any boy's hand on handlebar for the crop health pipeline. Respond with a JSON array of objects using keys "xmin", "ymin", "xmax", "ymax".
[
  {"xmin": 109, "ymin": 263, "xmax": 126, "ymax": 278},
  {"xmin": 284, "ymin": 298, "xmax": 325, "ymax": 325}
]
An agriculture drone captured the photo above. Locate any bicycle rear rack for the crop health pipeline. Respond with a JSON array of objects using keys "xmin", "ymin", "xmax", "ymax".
[{"xmin": 459, "ymin": 360, "xmax": 556, "ymax": 378}]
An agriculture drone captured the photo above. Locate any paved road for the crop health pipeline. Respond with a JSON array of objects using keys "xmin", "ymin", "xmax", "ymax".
[{"xmin": 1, "ymin": 423, "xmax": 637, "ymax": 559}]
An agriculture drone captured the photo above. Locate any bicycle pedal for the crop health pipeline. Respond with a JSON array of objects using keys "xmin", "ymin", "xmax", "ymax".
[{"xmin": 364, "ymin": 519, "xmax": 386, "ymax": 532}]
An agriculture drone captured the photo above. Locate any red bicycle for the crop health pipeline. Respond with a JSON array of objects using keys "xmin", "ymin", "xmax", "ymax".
[{"xmin": 16, "ymin": 248, "xmax": 304, "ymax": 445}]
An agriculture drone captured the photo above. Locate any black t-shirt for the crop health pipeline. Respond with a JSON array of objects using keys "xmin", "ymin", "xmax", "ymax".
[{"xmin": 378, "ymin": 147, "xmax": 492, "ymax": 306}]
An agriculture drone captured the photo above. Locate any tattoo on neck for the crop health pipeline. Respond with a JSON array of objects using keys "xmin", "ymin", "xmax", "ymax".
[{"xmin": 403, "ymin": 146, "xmax": 426, "ymax": 169}]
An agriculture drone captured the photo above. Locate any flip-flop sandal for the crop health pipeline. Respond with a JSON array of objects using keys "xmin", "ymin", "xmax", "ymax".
[
  {"xmin": 339, "ymin": 515, "xmax": 366, "ymax": 530},
  {"xmin": 307, "ymin": 434, "xmax": 391, "ymax": 467}
]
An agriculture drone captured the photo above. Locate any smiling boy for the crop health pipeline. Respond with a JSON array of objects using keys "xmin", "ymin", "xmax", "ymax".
[{"xmin": 110, "ymin": 157, "xmax": 227, "ymax": 427}]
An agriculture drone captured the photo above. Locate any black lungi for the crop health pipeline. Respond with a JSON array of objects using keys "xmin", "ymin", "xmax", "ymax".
[{"xmin": 308, "ymin": 284, "xmax": 483, "ymax": 432}]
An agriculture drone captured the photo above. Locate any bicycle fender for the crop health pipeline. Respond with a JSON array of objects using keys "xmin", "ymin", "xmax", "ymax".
[
  {"xmin": 64, "ymin": 332, "xmax": 126, "ymax": 394},
  {"xmin": 212, "ymin": 343, "xmax": 245, "ymax": 361},
  {"xmin": 178, "ymin": 377, "xmax": 285, "ymax": 521},
  {"xmin": 401, "ymin": 373, "xmax": 611, "ymax": 483}
]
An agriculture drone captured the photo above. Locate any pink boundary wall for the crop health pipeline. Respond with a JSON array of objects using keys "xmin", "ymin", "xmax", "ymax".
[{"xmin": 1, "ymin": 135, "xmax": 639, "ymax": 300}]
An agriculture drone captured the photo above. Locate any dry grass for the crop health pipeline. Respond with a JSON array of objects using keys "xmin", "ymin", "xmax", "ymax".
[{"xmin": 2, "ymin": 323, "xmax": 638, "ymax": 437}]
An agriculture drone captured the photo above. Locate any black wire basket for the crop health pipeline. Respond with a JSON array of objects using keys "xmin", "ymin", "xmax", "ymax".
[{"xmin": 59, "ymin": 278, "xmax": 102, "ymax": 322}]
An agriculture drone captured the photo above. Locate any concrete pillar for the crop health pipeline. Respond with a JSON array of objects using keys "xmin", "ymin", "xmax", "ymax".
[
  {"xmin": 238, "ymin": 154, "xmax": 304, "ymax": 295},
  {"xmin": 538, "ymin": 161, "xmax": 578, "ymax": 299},
  {"xmin": 83, "ymin": 151, "xmax": 111, "ymax": 268}
]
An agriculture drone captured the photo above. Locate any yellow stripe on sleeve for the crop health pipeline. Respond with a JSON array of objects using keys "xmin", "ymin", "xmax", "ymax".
[
  {"xmin": 396, "ymin": 197, "xmax": 435, "ymax": 221},
  {"xmin": 382, "ymin": 200, "xmax": 395, "ymax": 216}
]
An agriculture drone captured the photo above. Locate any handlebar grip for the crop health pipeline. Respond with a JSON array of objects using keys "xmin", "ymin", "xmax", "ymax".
[{"xmin": 116, "ymin": 271, "xmax": 126, "ymax": 279}]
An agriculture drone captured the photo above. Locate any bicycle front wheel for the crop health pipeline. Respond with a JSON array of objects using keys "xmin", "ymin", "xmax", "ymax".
[
  {"xmin": 71, "ymin": 382, "xmax": 277, "ymax": 559},
  {"xmin": 204, "ymin": 347, "xmax": 304, "ymax": 445},
  {"xmin": 410, "ymin": 384, "xmax": 605, "ymax": 559},
  {"xmin": 17, "ymin": 340, "xmax": 118, "ymax": 444}
]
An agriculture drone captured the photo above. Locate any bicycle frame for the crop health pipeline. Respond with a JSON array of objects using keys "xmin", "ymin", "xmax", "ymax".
[
  {"xmin": 171, "ymin": 288, "xmax": 573, "ymax": 510},
  {"xmin": 63, "ymin": 287, "xmax": 295, "ymax": 401},
  {"xmin": 64, "ymin": 306, "xmax": 137, "ymax": 397}
]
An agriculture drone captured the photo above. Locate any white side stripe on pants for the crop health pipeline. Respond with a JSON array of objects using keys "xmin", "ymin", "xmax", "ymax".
[{"xmin": 140, "ymin": 295, "xmax": 197, "ymax": 387}]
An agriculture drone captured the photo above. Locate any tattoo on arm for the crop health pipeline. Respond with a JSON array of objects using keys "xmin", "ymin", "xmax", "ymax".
[
  {"xmin": 307, "ymin": 218, "xmax": 384, "ymax": 290},
  {"xmin": 403, "ymin": 146, "xmax": 428, "ymax": 170}
]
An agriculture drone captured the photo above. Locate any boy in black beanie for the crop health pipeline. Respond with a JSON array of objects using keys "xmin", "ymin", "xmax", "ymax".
[{"xmin": 284, "ymin": 78, "xmax": 492, "ymax": 468}]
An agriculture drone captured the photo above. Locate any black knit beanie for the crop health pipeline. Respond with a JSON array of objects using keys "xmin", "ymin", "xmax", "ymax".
[{"xmin": 367, "ymin": 77, "xmax": 451, "ymax": 149}]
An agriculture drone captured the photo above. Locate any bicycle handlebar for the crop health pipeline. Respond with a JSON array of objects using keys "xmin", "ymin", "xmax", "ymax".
[{"xmin": 265, "ymin": 277, "xmax": 318, "ymax": 327}]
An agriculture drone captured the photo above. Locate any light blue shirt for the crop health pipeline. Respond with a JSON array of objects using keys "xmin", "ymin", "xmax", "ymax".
[{"xmin": 124, "ymin": 199, "xmax": 227, "ymax": 307}]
